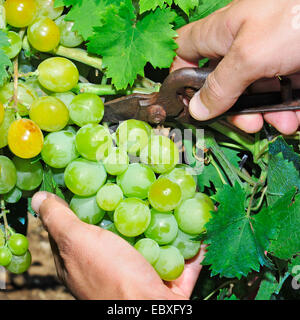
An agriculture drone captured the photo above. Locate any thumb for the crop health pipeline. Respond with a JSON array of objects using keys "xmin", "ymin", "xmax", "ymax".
[
  {"xmin": 189, "ymin": 43, "xmax": 259, "ymax": 121},
  {"xmin": 31, "ymin": 191, "xmax": 83, "ymax": 244}
]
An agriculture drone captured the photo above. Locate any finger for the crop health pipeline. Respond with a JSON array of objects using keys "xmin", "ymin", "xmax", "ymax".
[
  {"xmin": 263, "ymin": 111, "xmax": 299, "ymax": 135},
  {"xmin": 227, "ymin": 114, "xmax": 264, "ymax": 134},
  {"xmin": 31, "ymin": 191, "xmax": 85, "ymax": 246},
  {"xmin": 166, "ymin": 244, "xmax": 207, "ymax": 298},
  {"xmin": 170, "ymin": 56, "xmax": 199, "ymax": 72}
]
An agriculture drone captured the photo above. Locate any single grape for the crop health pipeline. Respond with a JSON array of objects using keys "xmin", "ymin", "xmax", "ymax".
[
  {"xmin": 134, "ymin": 238, "xmax": 160, "ymax": 265},
  {"xmin": 36, "ymin": 0, "xmax": 63, "ymax": 20},
  {"xmin": 170, "ymin": 229, "xmax": 201, "ymax": 260},
  {"xmin": 0, "ymin": 102, "xmax": 4, "ymax": 125},
  {"xmin": 154, "ymin": 245, "xmax": 185, "ymax": 281},
  {"xmin": 96, "ymin": 183, "xmax": 123, "ymax": 211},
  {"xmin": 12, "ymin": 156, "xmax": 43, "ymax": 191},
  {"xmin": 0, "ymin": 156, "xmax": 17, "ymax": 194},
  {"xmin": 4, "ymin": 0, "xmax": 37, "ymax": 28},
  {"xmin": 101, "ymin": 221, "xmax": 136, "ymax": 246},
  {"xmin": 8, "ymin": 119, "xmax": 44, "ymax": 159},
  {"xmin": 55, "ymin": 14, "xmax": 83, "ymax": 47},
  {"xmin": 116, "ymin": 163, "xmax": 156, "ymax": 199},
  {"xmin": 3, "ymin": 186, "xmax": 22, "ymax": 204},
  {"xmin": 0, "ymin": 82, "xmax": 38, "ymax": 116},
  {"xmin": 69, "ymin": 93, "xmax": 104, "ymax": 127},
  {"xmin": 6, "ymin": 250, "xmax": 32, "ymax": 274},
  {"xmin": 162, "ymin": 167, "xmax": 196, "ymax": 201},
  {"xmin": 29, "ymin": 96, "xmax": 69, "ymax": 132},
  {"xmin": 75, "ymin": 124, "xmax": 112, "ymax": 161},
  {"xmin": 145, "ymin": 209, "xmax": 178, "ymax": 245},
  {"xmin": 140, "ymin": 135, "xmax": 179, "ymax": 174},
  {"xmin": 70, "ymin": 195, "xmax": 105, "ymax": 225},
  {"xmin": 103, "ymin": 148, "xmax": 129, "ymax": 176},
  {"xmin": 64, "ymin": 158, "xmax": 107, "ymax": 196},
  {"xmin": 116, "ymin": 119, "xmax": 152, "ymax": 156},
  {"xmin": 41, "ymin": 131, "xmax": 78, "ymax": 168},
  {"xmin": 38, "ymin": 57, "xmax": 79, "ymax": 92},
  {"xmin": 28, "ymin": 17, "xmax": 60, "ymax": 52},
  {"xmin": 174, "ymin": 193, "xmax": 214, "ymax": 235},
  {"xmin": 8, "ymin": 233, "xmax": 29, "ymax": 256},
  {"xmin": 148, "ymin": 177, "xmax": 182, "ymax": 212},
  {"xmin": 2, "ymin": 31, "xmax": 22, "ymax": 59},
  {"xmin": 114, "ymin": 198, "xmax": 151, "ymax": 237},
  {"xmin": 0, "ymin": 108, "xmax": 15, "ymax": 148},
  {"xmin": 0, "ymin": 229, "xmax": 5, "ymax": 247},
  {"xmin": 51, "ymin": 91, "xmax": 76, "ymax": 109},
  {"xmin": 0, "ymin": 247, "xmax": 12, "ymax": 267}
]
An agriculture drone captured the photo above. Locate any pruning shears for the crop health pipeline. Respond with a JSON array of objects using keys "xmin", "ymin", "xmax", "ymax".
[{"xmin": 103, "ymin": 67, "xmax": 300, "ymax": 125}]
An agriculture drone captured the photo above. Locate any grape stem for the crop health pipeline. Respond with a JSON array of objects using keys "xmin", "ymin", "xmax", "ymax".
[
  {"xmin": 0, "ymin": 199, "xmax": 10, "ymax": 241},
  {"xmin": 12, "ymin": 57, "xmax": 19, "ymax": 108}
]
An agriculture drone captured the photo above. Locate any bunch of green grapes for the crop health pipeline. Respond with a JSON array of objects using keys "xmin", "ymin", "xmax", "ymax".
[{"xmin": 0, "ymin": 0, "xmax": 215, "ymax": 281}]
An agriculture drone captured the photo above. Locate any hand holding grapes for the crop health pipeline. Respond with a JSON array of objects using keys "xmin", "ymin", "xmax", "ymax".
[
  {"xmin": 171, "ymin": 0, "xmax": 300, "ymax": 135},
  {"xmin": 31, "ymin": 191, "xmax": 205, "ymax": 300}
]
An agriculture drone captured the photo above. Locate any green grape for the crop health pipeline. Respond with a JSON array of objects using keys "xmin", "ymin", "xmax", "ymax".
[
  {"xmin": 29, "ymin": 96, "xmax": 69, "ymax": 132},
  {"xmin": 69, "ymin": 93, "xmax": 104, "ymax": 127},
  {"xmin": 51, "ymin": 91, "xmax": 76, "ymax": 109},
  {"xmin": 36, "ymin": 0, "xmax": 64, "ymax": 20},
  {"xmin": 75, "ymin": 124, "xmax": 112, "ymax": 161},
  {"xmin": 55, "ymin": 14, "xmax": 84, "ymax": 47},
  {"xmin": 4, "ymin": 0, "xmax": 37, "ymax": 28},
  {"xmin": 0, "ymin": 156, "xmax": 17, "ymax": 194},
  {"xmin": 154, "ymin": 246, "xmax": 185, "ymax": 281},
  {"xmin": 134, "ymin": 238, "xmax": 160, "ymax": 265},
  {"xmin": 64, "ymin": 158, "xmax": 107, "ymax": 196},
  {"xmin": 12, "ymin": 156, "xmax": 43, "ymax": 191},
  {"xmin": 0, "ymin": 102, "xmax": 3, "ymax": 125},
  {"xmin": 145, "ymin": 209, "xmax": 178, "ymax": 245},
  {"xmin": 38, "ymin": 57, "xmax": 79, "ymax": 93},
  {"xmin": 101, "ymin": 221, "xmax": 136, "ymax": 246},
  {"xmin": 114, "ymin": 198, "xmax": 151, "ymax": 237},
  {"xmin": 0, "ymin": 247, "xmax": 12, "ymax": 267},
  {"xmin": 8, "ymin": 233, "xmax": 29, "ymax": 256},
  {"xmin": 116, "ymin": 119, "xmax": 152, "ymax": 156},
  {"xmin": 96, "ymin": 183, "xmax": 123, "ymax": 211},
  {"xmin": 0, "ymin": 82, "xmax": 38, "ymax": 116},
  {"xmin": 4, "ymin": 187, "xmax": 22, "ymax": 204},
  {"xmin": 41, "ymin": 131, "xmax": 78, "ymax": 168},
  {"xmin": 0, "ymin": 108, "xmax": 15, "ymax": 148},
  {"xmin": 51, "ymin": 168, "xmax": 65, "ymax": 187},
  {"xmin": 170, "ymin": 229, "xmax": 201, "ymax": 260},
  {"xmin": 148, "ymin": 177, "xmax": 182, "ymax": 212},
  {"xmin": 6, "ymin": 250, "xmax": 32, "ymax": 274},
  {"xmin": 140, "ymin": 135, "xmax": 179, "ymax": 174},
  {"xmin": 0, "ymin": 229, "xmax": 5, "ymax": 247},
  {"xmin": 99, "ymin": 218, "xmax": 113, "ymax": 229},
  {"xmin": 2, "ymin": 31, "xmax": 22, "ymax": 59},
  {"xmin": 103, "ymin": 148, "xmax": 129, "ymax": 176},
  {"xmin": 70, "ymin": 195, "xmax": 105, "ymax": 225},
  {"xmin": 116, "ymin": 163, "xmax": 156, "ymax": 199},
  {"xmin": 162, "ymin": 168, "xmax": 196, "ymax": 201},
  {"xmin": 174, "ymin": 193, "xmax": 214, "ymax": 235},
  {"xmin": 28, "ymin": 17, "xmax": 60, "ymax": 52}
]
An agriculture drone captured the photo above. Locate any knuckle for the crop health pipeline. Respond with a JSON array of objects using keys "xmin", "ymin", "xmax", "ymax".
[{"xmin": 203, "ymin": 72, "xmax": 225, "ymax": 102}]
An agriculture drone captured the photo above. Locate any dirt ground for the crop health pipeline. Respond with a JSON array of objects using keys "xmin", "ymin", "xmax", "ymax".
[{"xmin": 0, "ymin": 214, "xmax": 74, "ymax": 300}]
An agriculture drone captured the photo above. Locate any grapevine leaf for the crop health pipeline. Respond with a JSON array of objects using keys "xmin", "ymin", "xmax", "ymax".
[
  {"xmin": 88, "ymin": 2, "xmax": 177, "ymax": 89},
  {"xmin": 189, "ymin": 0, "xmax": 232, "ymax": 23},
  {"xmin": 288, "ymin": 255, "xmax": 300, "ymax": 276},
  {"xmin": 197, "ymin": 163, "xmax": 225, "ymax": 191},
  {"xmin": 267, "ymin": 152, "xmax": 300, "ymax": 206},
  {"xmin": 202, "ymin": 183, "xmax": 275, "ymax": 279},
  {"xmin": 269, "ymin": 190, "xmax": 300, "ymax": 260},
  {"xmin": 40, "ymin": 166, "xmax": 65, "ymax": 200},
  {"xmin": 174, "ymin": 0, "xmax": 199, "ymax": 15},
  {"xmin": 139, "ymin": 0, "xmax": 172, "ymax": 14},
  {"xmin": 255, "ymin": 272, "xmax": 279, "ymax": 300},
  {"xmin": 0, "ymin": 31, "xmax": 12, "ymax": 86},
  {"xmin": 221, "ymin": 147, "xmax": 241, "ymax": 168}
]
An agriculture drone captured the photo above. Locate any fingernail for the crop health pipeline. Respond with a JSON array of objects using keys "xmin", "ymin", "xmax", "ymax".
[
  {"xmin": 31, "ymin": 191, "xmax": 49, "ymax": 215},
  {"xmin": 189, "ymin": 90, "xmax": 211, "ymax": 121}
]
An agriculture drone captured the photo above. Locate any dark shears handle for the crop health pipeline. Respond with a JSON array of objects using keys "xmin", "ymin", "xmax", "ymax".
[{"xmin": 103, "ymin": 67, "xmax": 300, "ymax": 124}]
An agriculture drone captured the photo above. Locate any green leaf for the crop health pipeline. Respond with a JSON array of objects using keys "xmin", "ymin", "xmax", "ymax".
[
  {"xmin": 174, "ymin": 0, "xmax": 199, "ymax": 15},
  {"xmin": 202, "ymin": 183, "xmax": 275, "ymax": 279},
  {"xmin": 40, "ymin": 166, "xmax": 65, "ymax": 200},
  {"xmin": 88, "ymin": 2, "xmax": 177, "ymax": 89},
  {"xmin": 269, "ymin": 190, "xmax": 300, "ymax": 260},
  {"xmin": 255, "ymin": 272, "xmax": 279, "ymax": 300},
  {"xmin": 0, "ymin": 31, "xmax": 12, "ymax": 86},
  {"xmin": 197, "ymin": 163, "xmax": 225, "ymax": 191},
  {"xmin": 288, "ymin": 255, "xmax": 300, "ymax": 276},
  {"xmin": 267, "ymin": 152, "xmax": 300, "ymax": 206},
  {"xmin": 139, "ymin": 0, "xmax": 172, "ymax": 14}
]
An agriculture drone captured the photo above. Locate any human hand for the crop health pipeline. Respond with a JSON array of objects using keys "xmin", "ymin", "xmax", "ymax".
[
  {"xmin": 31, "ymin": 191, "xmax": 205, "ymax": 300},
  {"xmin": 171, "ymin": 0, "xmax": 300, "ymax": 135}
]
